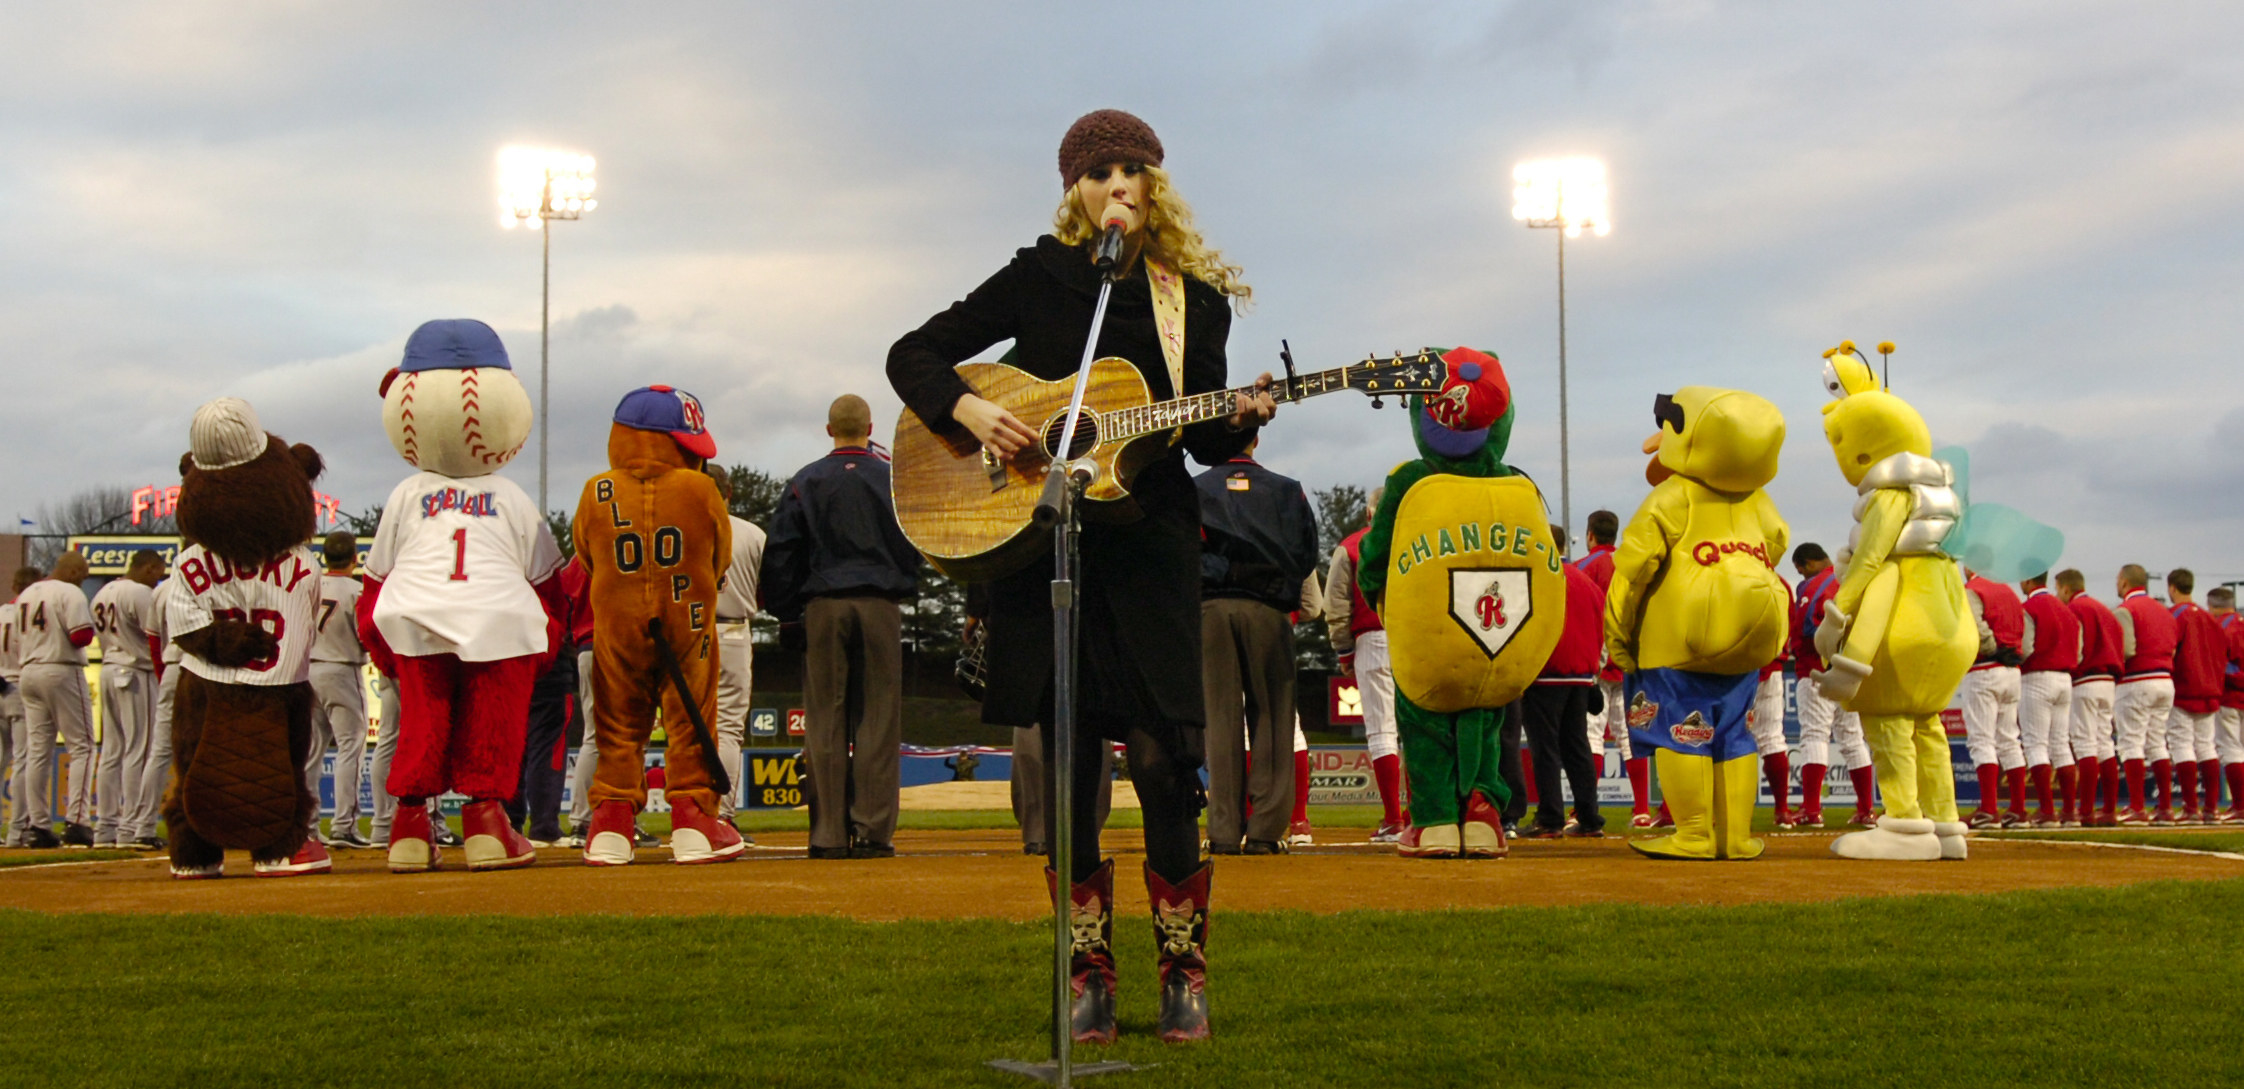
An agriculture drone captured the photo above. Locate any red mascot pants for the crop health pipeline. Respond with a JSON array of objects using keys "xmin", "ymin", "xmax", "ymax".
[{"xmin": 388, "ymin": 653, "xmax": 541, "ymax": 802}]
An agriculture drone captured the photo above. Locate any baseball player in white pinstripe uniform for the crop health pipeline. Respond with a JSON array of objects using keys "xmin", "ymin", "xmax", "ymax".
[
  {"xmin": 709, "ymin": 464, "xmax": 767, "ymax": 828},
  {"xmin": 16, "ymin": 553, "xmax": 98, "ymax": 847},
  {"xmin": 308, "ymin": 532, "xmax": 372, "ymax": 848},
  {"xmin": 0, "ymin": 567, "xmax": 32, "ymax": 846},
  {"xmin": 90, "ymin": 552, "xmax": 165, "ymax": 847}
]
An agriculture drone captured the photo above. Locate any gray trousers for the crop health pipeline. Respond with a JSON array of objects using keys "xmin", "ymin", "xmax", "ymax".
[
  {"xmin": 716, "ymin": 622, "xmax": 752, "ymax": 821},
  {"xmin": 21, "ymin": 663, "xmax": 94, "ymax": 830},
  {"xmin": 1009, "ymin": 724, "xmax": 1113, "ymax": 849},
  {"xmin": 368, "ymin": 674, "xmax": 418, "ymax": 844},
  {"xmin": 1201, "ymin": 597, "xmax": 1298, "ymax": 848},
  {"xmin": 95, "ymin": 665, "xmax": 155, "ymax": 844},
  {"xmin": 1, "ymin": 687, "xmax": 23, "ymax": 844},
  {"xmin": 569, "ymin": 648, "xmax": 597, "ymax": 829},
  {"xmin": 142, "ymin": 668, "xmax": 178, "ymax": 841},
  {"xmin": 308, "ymin": 662, "xmax": 369, "ymax": 836},
  {"xmin": 802, "ymin": 596, "xmax": 902, "ymax": 851}
]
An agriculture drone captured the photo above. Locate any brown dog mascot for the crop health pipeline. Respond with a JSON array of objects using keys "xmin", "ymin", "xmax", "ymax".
[{"xmin": 159, "ymin": 397, "xmax": 331, "ymax": 879}]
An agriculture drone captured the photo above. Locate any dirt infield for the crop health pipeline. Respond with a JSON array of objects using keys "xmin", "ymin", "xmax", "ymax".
[{"xmin": 2, "ymin": 830, "xmax": 2236, "ymax": 920}]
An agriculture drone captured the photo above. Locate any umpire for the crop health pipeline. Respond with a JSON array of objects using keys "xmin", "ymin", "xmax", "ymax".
[
  {"xmin": 761, "ymin": 394, "xmax": 921, "ymax": 859},
  {"xmin": 1195, "ymin": 440, "xmax": 1319, "ymax": 854}
]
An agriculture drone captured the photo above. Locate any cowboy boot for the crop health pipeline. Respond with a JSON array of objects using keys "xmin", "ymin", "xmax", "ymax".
[
  {"xmin": 1046, "ymin": 860, "xmax": 1116, "ymax": 1045},
  {"xmin": 1146, "ymin": 861, "xmax": 1212, "ymax": 1043}
]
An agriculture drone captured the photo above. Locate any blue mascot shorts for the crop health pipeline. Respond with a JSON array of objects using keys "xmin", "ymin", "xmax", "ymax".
[{"xmin": 1623, "ymin": 668, "xmax": 1761, "ymax": 762}]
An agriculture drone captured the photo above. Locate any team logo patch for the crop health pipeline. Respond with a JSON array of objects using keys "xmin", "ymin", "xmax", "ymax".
[
  {"xmin": 1446, "ymin": 568, "xmax": 1532, "ymax": 658},
  {"xmin": 675, "ymin": 390, "xmax": 706, "ymax": 434},
  {"xmin": 1627, "ymin": 691, "xmax": 1660, "ymax": 730},
  {"xmin": 1669, "ymin": 711, "xmax": 1715, "ymax": 746}
]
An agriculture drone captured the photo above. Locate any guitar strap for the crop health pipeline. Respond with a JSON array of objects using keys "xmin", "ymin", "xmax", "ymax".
[{"xmin": 1145, "ymin": 255, "xmax": 1188, "ymax": 445}]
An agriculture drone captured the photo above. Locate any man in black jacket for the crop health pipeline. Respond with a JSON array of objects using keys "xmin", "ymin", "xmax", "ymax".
[
  {"xmin": 761, "ymin": 394, "xmax": 921, "ymax": 859},
  {"xmin": 1196, "ymin": 440, "xmax": 1320, "ymax": 853}
]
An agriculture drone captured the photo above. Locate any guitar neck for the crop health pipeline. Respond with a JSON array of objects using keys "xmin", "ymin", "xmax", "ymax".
[{"xmin": 1103, "ymin": 365, "xmax": 1359, "ymax": 442}]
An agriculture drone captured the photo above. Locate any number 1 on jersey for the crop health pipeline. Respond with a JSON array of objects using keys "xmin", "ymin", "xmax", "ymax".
[{"xmin": 450, "ymin": 527, "xmax": 470, "ymax": 582}]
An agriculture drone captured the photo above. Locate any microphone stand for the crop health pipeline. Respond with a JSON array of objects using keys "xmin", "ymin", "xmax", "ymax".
[{"xmin": 991, "ymin": 230, "xmax": 1143, "ymax": 1086}]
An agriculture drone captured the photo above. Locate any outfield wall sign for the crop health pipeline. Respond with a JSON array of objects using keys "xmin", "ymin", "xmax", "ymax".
[
  {"xmin": 749, "ymin": 708, "xmax": 778, "ymax": 738},
  {"xmin": 1328, "ymin": 677, "xmax": 1363, "ymax": 726}
]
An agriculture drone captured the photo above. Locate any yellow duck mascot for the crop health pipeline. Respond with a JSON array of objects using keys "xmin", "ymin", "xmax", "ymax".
[
  {"xmin": 1810, "ymin": 343, "xmax": 1978, "ymax": 861},
  {"xmin": 1605, "ymin": 387, "xmax": 1790, "ymax": 861}
]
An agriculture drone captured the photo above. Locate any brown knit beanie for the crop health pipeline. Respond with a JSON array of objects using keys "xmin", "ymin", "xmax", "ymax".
[{"xmin": 1057, "ymin": 109, "xmax": 1164, "ymax": 185}]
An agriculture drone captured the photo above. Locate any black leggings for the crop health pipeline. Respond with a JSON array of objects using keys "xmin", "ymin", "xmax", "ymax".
[{"xmin": 1042, "ymin": 721, "xmax": 1203, "ymax": 885}]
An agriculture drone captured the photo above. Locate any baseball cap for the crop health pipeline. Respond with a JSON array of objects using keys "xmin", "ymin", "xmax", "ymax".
[
  {"xmin": 614, "ymin": 385, "xmax": 716, "ymax": 459},
  {"xmin": 189, "ymin": 397, "xmax": 266, "ymax": 471},
  {"xmin": 400, "ymin": 319, "xmax": 512, "ymax": 373},
  {"xmin": 1415, "ymin": 347, "xmax": 1511, "ymax": 458}
]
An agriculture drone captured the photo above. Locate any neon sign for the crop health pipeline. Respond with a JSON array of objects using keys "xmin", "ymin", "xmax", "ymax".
[{"xmin": 132, "ymin": 484, "xmax": 342, "ymax": 527}]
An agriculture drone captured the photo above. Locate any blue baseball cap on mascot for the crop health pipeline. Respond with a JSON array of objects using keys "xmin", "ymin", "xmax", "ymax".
[
  {"xmin": 1415, "ymin": 347, "xmax": 1511, "ymax": 457},
  {"xmin": 614, "ymin": 384, "xmax": 716, "ymax": 459}
]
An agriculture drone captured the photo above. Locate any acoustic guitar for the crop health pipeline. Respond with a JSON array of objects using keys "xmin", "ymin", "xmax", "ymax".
[{"xmin": 892, "ymin": 348, "xmax": 1449, "ymax": 581}]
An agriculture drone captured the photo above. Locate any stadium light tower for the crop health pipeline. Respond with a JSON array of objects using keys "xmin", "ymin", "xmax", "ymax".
[
  {"xmin": 1512, "ymin": 157, "xmax": 1610, "ymax": 556},
  {"xmin": 498, "ymin": 146, "xmax": 598, "ymax": 513}
]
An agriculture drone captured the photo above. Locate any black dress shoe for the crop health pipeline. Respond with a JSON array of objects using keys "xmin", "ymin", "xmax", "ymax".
[
  {"xmin": 807, "ymin": 845, "xmax": 853, "ymax": 860},
  {"xmin": 1207, "ymin": 842, "xmax": 1242, "ymax": 856},
  {"xmin": 850, "ymin": 843, "xmax": 896, "ymax": 859},
  {"xmin": 1241, "ymin": 839, "xmax": 1285, "ymax": 855},
  {"xmin": 1022, "ymin": 842, "xmax": 1048, "ymax": 856}
]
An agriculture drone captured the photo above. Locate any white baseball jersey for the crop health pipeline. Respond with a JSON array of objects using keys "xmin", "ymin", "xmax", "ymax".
[
  {"xmin": 91, "ymin": 578, "xmax": 158, "ymax": 671},
  {"xmin": 161, "ymin": 544, "xmax": 321, "ymax": 686},
  {"xmin": 365, "ymin": 470, "xmax": 563, "ymax": 662},
  {"xmin": 311, "ymin": 573, "xmax": 366, "ymax": 664},
  {"xmin": 152, "ymin": 581, "xmax": 183, "ymax": 665},
  {"xmin": 718, "ymin": 515, "xmax": 767, "ymax": 621},
  {"xmin": 14, "ymin": 579, "xmax": 94, "ymax": 666},
  {"xmin": 0, "ymin": 601, "xmax": 20, "ymax": 682}
]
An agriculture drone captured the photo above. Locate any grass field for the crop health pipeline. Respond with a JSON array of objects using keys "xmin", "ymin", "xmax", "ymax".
[{"xmin": 4, "ymin": 874, "xmax": 2242, "ymax": 1087}]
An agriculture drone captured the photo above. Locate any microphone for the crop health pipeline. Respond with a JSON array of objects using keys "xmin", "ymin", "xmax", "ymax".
[{"xmin": 1094, "ymin": 202, "xmax": 1129, "ymax": 270}]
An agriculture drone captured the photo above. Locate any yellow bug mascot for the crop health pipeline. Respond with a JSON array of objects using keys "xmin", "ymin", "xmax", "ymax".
[
  {"xmin": 1810, "ymin": 342, "xmax": 1978, "ymax": 861},
  {"xmin": 1605, "ymin": 387, "xmax": 1790, "ymax": 861}
]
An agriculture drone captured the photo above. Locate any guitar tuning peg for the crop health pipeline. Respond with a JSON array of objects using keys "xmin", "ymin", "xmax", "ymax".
[{"xmin": 1371, "ymin": 396, "xmax": 1384, "ymax": 409}]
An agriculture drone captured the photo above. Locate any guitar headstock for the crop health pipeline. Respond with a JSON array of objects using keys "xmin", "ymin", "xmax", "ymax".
[{"xmin": 1342, "ymin": 348, "xmax": 1447, "ymax": 398}]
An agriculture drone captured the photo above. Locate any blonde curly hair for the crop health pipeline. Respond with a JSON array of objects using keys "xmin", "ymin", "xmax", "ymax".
[{"xmin": 1052, "ymin": 165, "xmax": 1251, "ymax": 309}]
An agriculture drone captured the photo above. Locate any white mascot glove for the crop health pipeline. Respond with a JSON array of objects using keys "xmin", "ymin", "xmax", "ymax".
[{"xmin": 1813, "ymin": 603, "xmax": 1851, "ymax": 663}]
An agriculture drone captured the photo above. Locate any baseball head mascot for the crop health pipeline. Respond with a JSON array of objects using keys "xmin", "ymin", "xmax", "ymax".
[
  {"xmin": 160, "ymin": 397, "xmax": 331, "ymax": 878},
  {"xmin": 1603, "ymin": 387, "xmax": 1790, "ymax": 861},
  {"xmin": 1356, "ymin": 348, "xmax": 1564, "ymax": 859},
  {"xmin": 1809, "ymin": 342, "xmax": 1978, "ymax": 860},
  {"xmin": 359, "ymin": 318, "xmax": 566, "ymax": 874},
  {"xmin": 570, "ymin": 385, "xmax": 740, "ymax": 866}
]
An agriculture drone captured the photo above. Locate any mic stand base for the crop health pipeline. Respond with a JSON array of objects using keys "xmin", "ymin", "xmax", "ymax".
[{"xmin": 987, "ymin": 1059, "xmax": 1149, "ymax": 1084}]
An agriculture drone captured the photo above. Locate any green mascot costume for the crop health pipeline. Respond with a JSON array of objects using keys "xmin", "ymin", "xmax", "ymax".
[
  {"xmin": 1604, "ymin": 387, "xmax": 1790, "ymax": 861},
  {"xmin": 1358, "ymin": 348, "xmax": 1564, "ymax": 860}
]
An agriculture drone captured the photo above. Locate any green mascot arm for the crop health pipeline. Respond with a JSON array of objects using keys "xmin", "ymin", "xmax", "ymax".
[
  {"xmin": 1833, "ymin": 488, "xmax": 1909, "ymax": 619},
  {"xmin": 1602, "ymin": 481, "xmax": 1685, "ymax": 675},
  {"xmin": 1356, "ymin": 460, "xmax": 1433, "ymax": 610}
]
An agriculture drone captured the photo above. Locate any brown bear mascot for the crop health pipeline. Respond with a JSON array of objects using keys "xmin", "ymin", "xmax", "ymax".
[{"xmin": 159, "ymin": 397, "xmax": 332, "ymax": 879}]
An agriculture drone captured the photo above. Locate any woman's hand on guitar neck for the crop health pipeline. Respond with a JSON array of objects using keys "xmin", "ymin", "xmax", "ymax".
[
  {"xmin": 954, "ymin": 393, "xmax": 1040, "ymax": 461},
  {"xmin": 1227, "ymin": 372, "xmax": 1278, "ymax": 431}
]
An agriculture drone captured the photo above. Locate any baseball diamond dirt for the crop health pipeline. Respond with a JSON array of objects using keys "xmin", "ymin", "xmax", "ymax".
[{"xmin": 1, "ymin": 831, "xmax": 2235, "ymax": 920}]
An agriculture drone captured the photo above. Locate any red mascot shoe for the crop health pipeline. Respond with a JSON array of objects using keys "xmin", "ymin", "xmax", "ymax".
[
  {"xmin": 462, "ymin": 799, "xmax": 538, "ymax": 872},
  {"xmin": 254, "ymin": 838, "xmax": 333, "ymax": 878},
  {"xmin": 667, "ymin": 796, "xmax": 746, "ymax": 864},
  {"xmin": 1395, "ymin": 823, "xmax": 1460, "ymax": 859},
  {"xmin": 1461, "ymin": 791, "xmax": 1510, "ymax": 859},
  {"xmin": 388, "ymin": 804, "xmax": 441, "ymax": 874},
  {"xmin": 582, "ymin": 799, "xmax": 639, "ymax": 867}
]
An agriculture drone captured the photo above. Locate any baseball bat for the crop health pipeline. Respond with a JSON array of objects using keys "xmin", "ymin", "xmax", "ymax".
[{"xmin": 646, "ymin": 617, "xmax": 733, "ymax": 797}]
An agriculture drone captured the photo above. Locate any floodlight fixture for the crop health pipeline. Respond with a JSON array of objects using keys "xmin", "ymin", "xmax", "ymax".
[
  {"xmin": 495, "ymin": 145, "xmax": 600, "ymax": 513},
  {"xmin": 1511, "ymin": 156, "xmax": 1611, "ymax": 553}
]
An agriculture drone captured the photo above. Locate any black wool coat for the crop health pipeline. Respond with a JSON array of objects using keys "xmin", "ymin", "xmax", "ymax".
[{"xmin": 887, "ymin": 235, "xmax": 1256, "ymax": 741}]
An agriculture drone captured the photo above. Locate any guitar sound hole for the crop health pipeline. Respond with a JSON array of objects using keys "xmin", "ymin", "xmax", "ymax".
[{"xmin": 1041, "ymin": 412, "xmax": 1100, "ymax": 461}]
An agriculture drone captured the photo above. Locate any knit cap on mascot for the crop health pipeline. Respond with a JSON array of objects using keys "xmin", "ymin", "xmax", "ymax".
[
  {"xmin": 160, "ymin": 398, "xmax": 330, "ymax": 879},
  {"xmin": 1357, "ymin": 348, "xmax": 1563, "ymax": 860},
  {"xmin": 1809, "ymin": 343, "xmax": 1977, "ymax": 861},
  {"xmin": 570, "ymin": 385, "xmax": 742, "ymax": 867},
  {"xmin": 1604, "ymin": 387, "xmax": 1790, "ymax": 861},
  {"xmin": 360, "ymin": 319, "xmax": 565, "ymax": 874}
]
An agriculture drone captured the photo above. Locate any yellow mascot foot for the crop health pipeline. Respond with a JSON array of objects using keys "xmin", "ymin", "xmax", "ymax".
[
  {"xmin": 1714, "ymin": 755, "xmax": 1764, "ymax": 861},
  {"xmin": 1934, "ymin": 821, "xmax": 1969, "ymax": 860},
  {"xmin": 1632, "ymin": 750, "xmax": 1717, "ymax": 860},
  {"xmin": 1830, "ymin": 815, "xmax": 1942, "ymax": 860}
]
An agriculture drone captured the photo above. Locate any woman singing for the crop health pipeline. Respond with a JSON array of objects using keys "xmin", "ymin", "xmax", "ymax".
[{"xmin": 887, "ymin": 109, "xmax": 1274, "ymax": 1045}]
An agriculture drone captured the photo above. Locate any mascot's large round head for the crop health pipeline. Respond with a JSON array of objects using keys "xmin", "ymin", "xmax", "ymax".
[
  {"xmin": 1819, "ymin": 343, "xmax": 1931, "ymax": 487},
  {"xmin": 380, "ymin": 318, "xmax": 533, "ymax": 478},
  {"xmin": 175, "ymin": 397, "xmax": 324, "ymax": 567},
  {"xmin": 1644, "ymin": 386, "xmax": 1785, "ymax": 494},
  {"xmin": 1410, "ymin": 347, "xmax": 1513, "ymax": 460}
]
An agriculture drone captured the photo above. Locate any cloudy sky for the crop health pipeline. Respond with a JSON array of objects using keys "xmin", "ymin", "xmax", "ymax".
[{"xmin": 4, "ymin": 2, "xmax": 2239, "ymax": 588}]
